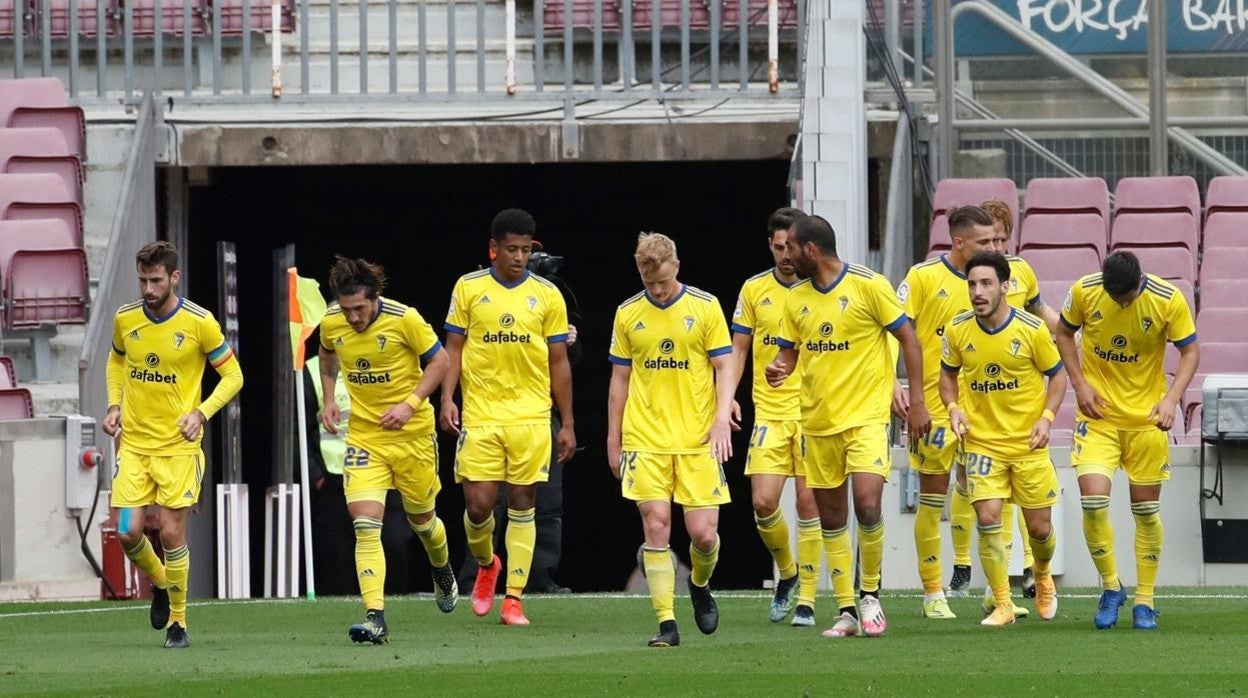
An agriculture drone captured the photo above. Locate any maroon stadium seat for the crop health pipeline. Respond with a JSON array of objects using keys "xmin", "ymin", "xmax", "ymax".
[
  {"xmin": 0, "ymin": 173, "xmax": 83, "ymax": 244},
  {"xmin": 3, "ymin": 157, "xmax": 83, "ymax": 202},
  {"xmin": 1021, "ymin": 247, "xmax": 1101, "ymax": 284},
  {"xmin": 1110, "ymin": 212, "xmax": 1199, "ymax": 255},
  {"xmin": 1037, "ymin": 279, "xmax": 1070, "ymax": 311},
  {"xmin": 722, "ymin": 0, "xmax": 800, "ymax": 28},
  {"xmin": 1, "ymin": 0, "xmax": 21, "ymax": 38},
  {"xmin": 0, "ymin": 78, "xmax": 85, "ymax": 159},
  {"xmin": 0, "ymin": 128, "xmax": 80, "ymax": 199},
  {"xmin": 40, "ymin": 0, "xmax": 116, "ymax": 37},
  {"xmin": 927, "ymin": 215, "xmax": 951, "ymax": 254},
  {"xmin": 1206, "ymin": 176, "xmax": 1248, "ymax": 217},
  {"xmin": 1114, "ymin": 176, "xmax": 1201, "ymax": 218},
  {"xmin": 1198, "ymin": 343, "xmax": 1248, "ymax": 379},
  {"xmin": 1198, "ymin": 278, "xmax": 1248, "ymax": 311},
  {"xmin": 208, "ymin": 0, "xmax": 295, "ymax": 36},
  {"xmin": 1018, "ymin": 212, "xmax": 1106, "ymax": 260},
  {"xmin": 0, "ymin": 388, "xmax": 34, "ymax": 419},
  {"xmin": 0, "ymin": 355, "xmax": 14, "ymax": 388},
  {"xmin": 631, "ymin": 0, "xmax": 711, "ymax": 29},
  {"xmin": 1123, "ymin": 247, "xmax": 1196, "ymax": 284},
  {"xmin": 1196, "ymin": 308, "xmax": 1248, "ymax": 345},
  {"xmin": 933, "ymin": 178, "xmax": 1018, "ymax": 222},
  {"xmin": 0, "ymin": 220, "xmax": 88, "ymax": 327},
  {"xmin": 1202, "ymin": 213, "xmax": 1248, "ymax": 249},
  {"xmin": 1199, "ymin": 246, "xmax": 1248, "ymax": 285},
  {"xmin": 544, "ymin": 0, "xmax": 622, "ymax": 32},
  {"xmin": 123, "ymin": 0, "xmax": 208, "ymax": 37},
  {"xmin": 1023, "ymin": 177, "xmax": 1110, "ymax": 232}
]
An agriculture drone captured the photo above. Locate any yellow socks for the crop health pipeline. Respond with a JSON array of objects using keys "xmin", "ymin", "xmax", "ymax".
[
  {"xmin": 1017, "ymin": 506, "xmax": 1036, "ymax": 569},
  {"xmin": 951, "ymin": 485, "xmax": 974, "ymax": 567},
  {"xmin": 822, "ymin": 526, "xmax": 855, "ymax": 611},
  {"xmin": 353, "ymin": 516, "xmax": 386, "ymax": 611},
  {"xmin": 689, "ymin": 536, "xmax": 720, "ymax": 588},
  {"xmin": 755, "ymin": 508, "xmax": 796, "ymax": 579},
  {"xmin": 977, "ymin": 523, "xmax": 1010, "ymax": 608},
  {"xmin": 796, "ymin": 517, "xmax": 822, "ymax": 607},
  {"xmin": 464, "ymin": 510, "xmax": 496, "ymax": 566},
  {"xmin": 410, "ymin": 516, "xmax": 450, "ymax": 569},
  {"xmin": 122, "ymin": 535, "xmax": 167, "ymax": 589},
  {"xmin": 1081, "ymin": 495, "xmax": 1120, "ymax": 590},
  {"xmin": 1000, "ymin": 503, "xmax": 1017, "ymax": 564},
  {"xmin": 1030, "ymin": 528, "xmax": 1056, "ymax": 579},
  {"xmin": 915, "ymin": 493, "xmax": 946, "ymax": 594},
  {"xmin": 858, "ymin": 519, "xmax": 884, "ymax": 595},
  {"xmin": 164, "ymin": 544, "xmax": 190, "ymax": 625},
  {"xmin": 1132, "ymin": 501, "xmax": 1163, "ymax": 609},
  {"xmin": 505, "ymin": 508, "xmax": 536, "ymax": 597},
  {"xmin": 642, "ymin": 546, "xmax": 676, "ymax": 622}
]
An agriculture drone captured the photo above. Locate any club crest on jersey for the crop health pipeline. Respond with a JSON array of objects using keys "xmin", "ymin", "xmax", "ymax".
[
  {"xmin": 1142, "ymin": 316, "xmax": 1154, "ymax": 333},
  {"xmin": 1010, "ymin": 279, "xmax": 1019, "ymax": 291},
  {"xmin": 376, "ymin": 335, "xmax": 388, "ymax": 352},
  {"xmin": 1010, "ymin": 338, "xmax": 1022, "ymax": 357},
  {"xmin": 173, "ymin": 332, "xmax": 186, "ymax": 349},
  {"xmin": 839, "ymin": 296, "xmax": 849, "ymax": 312},
  {"xmin": 683, "ymin": 316, "xmax": 695, "ymax": 332},
  {"xmin": 527, "ymin": 296, "xmax": 537, "ymax": 310}
]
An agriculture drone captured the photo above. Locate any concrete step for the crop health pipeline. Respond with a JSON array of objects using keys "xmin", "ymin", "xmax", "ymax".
[
  {"xmin": 28, "ymin": 381, "xmax": 81, "ymax": 418},
  {"xmin": 2, "ymin": 326, "xmax": 85, "ymax": 386}
]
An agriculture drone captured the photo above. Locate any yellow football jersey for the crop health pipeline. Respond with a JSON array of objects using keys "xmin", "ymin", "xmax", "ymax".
[
  {"xmin": 319, "ymin": 297, "xmax": 442, "ymax": 443},
  {"xmin": 731, "ymin": 268, "xmax": 800, "ymax": 421},
  {"xmin": 445, "ymin": 269, "xmax": 569, "ymax": 427},
  {"xmin": 898, "ymin": 254, "xmax": 971, "ymax": 423},
  {"xmin": 1060, "ymin": 273, "xmax": 1196, "ymax": 429},
  {"xmin": 941, "ymin": 308, "xmax": 1063, "ymax": 460},
  {"xmin": 778, "ymin": 264, "xmax": 906, "ymax": 436},
  {"xmin": 108, "ymin": 298, "xmax": 241, "ymax": 455},
  {"xmin": 1006, "ymin": 256, "xmax": 1042, "ymax": 311},
  {"xmin": 609, "ymin": 285, "xmax": 732, "ymax": 453}
]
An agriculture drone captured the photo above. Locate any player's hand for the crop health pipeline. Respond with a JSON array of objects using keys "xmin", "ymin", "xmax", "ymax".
[
  {"xmin": 556, "ymin": 423, "xmax": 577, "ymax": 463},
  {"xmin": 380, "ymin": 401, "xmax": 415, "ymax": 430},
  {"xmin": 102, "ymin": 405, "xmax": 122, "ymax": 437},
  {"xmin": 703, "ymin": 417, "xmax": 733, "ymax": 464},
  {"xmin": 907, "ymin": 400, "xmax": 932, "ymax": 440},
  {"xmin": 949, "ymin": 407, "xmax": 971, "ymax": 441},
  {"xmin": 177, "ymin": 409, "xmax": 206, "ymax": 442},
  {"xmin": 1029, "ymin": 415, "xmax": 1052, "ymax": 450},
  {"xmin": 730, "ymin": 400, "xmax": 743, "ymax": 432},
  {"xmin": 1074, "ymin": 381, "xmax": 1108, "ymax": 420},
  {"xmin": 607, "ymin": 435, "xmax": 623, "ymax": 480},
  {"xmin": 891, "ymin": 380, "xmax": 909, "ymax": 420},
  {"xmin": 438, "ymin": 401, "xmax": 461, "ymax": 435},
  {"xmin": 1149, "ymin": 395, "xmax": 1180, "ymax": 432},
  {"xmin": 567, "ymin": 324, "xmax": 578, "ymax": 346},
  {"xmin": 764, "ymin": 359, "xmax": 790, "ymax": 388},
  {"xmin": 321, "ymin": 401, "xmax": 341, "ymax": 434}
]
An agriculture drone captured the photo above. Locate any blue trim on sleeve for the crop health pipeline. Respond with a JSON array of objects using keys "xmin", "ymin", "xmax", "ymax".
[
  {"xmin": 941, "ymin": 361, "xmax": 961, "ymax": 374},
  {"xmin": 547, "ymin": 333, "xmax": 569, "ymax": 344},
  {"xmin": 444, "ymin": 323, "xmax": 467, "ymax": 335},
  {"xmin": 608, "ymin": 354, "xmax": 631, "ymax": 366},
  {"xmin": 1059, "ymin": 314, "xmax": 1081, "ymax": 332},
  {"xmin": 730, "ymin": 323, "xmax": 754, "ymax": 336},
  {"xmin": 1043, "ymin": 360, "xmax": 1064, "ymax": 377},
  {"xmin": 776, "ymin": 338, "xmax": 796, "ymax": 349},
  {"xmin": 1027, "ymin": 294, "xmax": 1041, "ymax": 308},
  {"xmin": 1173, "ymin": 333, "xmax": 1197, "ymax": 348},
  {"xmin": 708, "ymin": 345, "xmax": 732, "ymax": 358},
  {"xmin": 884, "ymin": 313, "xmax": 908, "ymax": 332},
  {"xmin": 420, "ymin": 341, "xmax": 443, "ymax": 362}
]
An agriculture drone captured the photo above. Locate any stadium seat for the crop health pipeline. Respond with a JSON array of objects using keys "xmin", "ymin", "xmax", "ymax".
[
  {"xmin": 0, "ymin": 387, "xmax": 34, "ymax": 419},
  {"xmin": 631, "ymin": 0, "xmax": 711, "ymax": 29},
  {"xmin": 0, "ymin": 173, "xmax": 83, "ymax": 244},
  {"xmin": 1180, "ymin": 402, "xmax": 1202, "ymax": 445},
  {"xmin": 1114, "ymin": 176, "xmax": 1201, "ymax": 218},
  {"xmin": 1199, "ymin": 246, "xmax": 1248, "ymax": 286},
  {"xmin": 1018, "ymin": 212, "xmax": 1106, "ymax": 260},
  {"xmin": 543, "ymin": 0, "xmax": 622, "ymax": 32},
  {"xmin": 0, "ymin": 127, "xmax": 81, "ymax": 199},
  {"xmin": 1195, "ymin": 307, "xmax": 1248, "ymax": 344},
  {"xmin": 124, "ymin": 0, "xmax": 208, "ymax": 36},
  {"xmin": 1205, "ymin": 176, "xmax": 1248, "ymax": 217},
  {"xmin": 1199, "ymin": 278, "xmax": 1248, "ymax": 310},
  {"xmin": 2, "ymin": 157, "xmax": 84, "ymax": 202},
  {"xmin": 0, "ymin": 78, "xmax": 86, "ymax": 160},
  {"xmin": 1202, "ymin": 213, "xmax": 1248, "ymax": 249},
  {"xmin": 40, "ymin": 0, "xmax": 115, "ymax": 37},
  {"xmin": 209, "ymin": 0, "xmax": 296, "ymax": 35},
  {"xmin": 1123, "ymin": 246, "xmax": 1196, "ymax": 284},
  {"xmin": 927, "ymin": 215, "xmax": 951, "ymax": 254},
  {"xmin": 722, "ymin": 0, "xmax": 800, "ymax": 28},
  {"xmin": 1022, "ymin": 177, "xmax": 1110, "ymax": 233},
  {"xmin": 1021, "ymin": 247, "xmax": 1101, "ymax": 284},
  {"xmin": 1110, "ymin": 212, "xmax": 1199, "ymax": 254},
  {"xmin": 0, "ymin": 220, "xmax": 89, "ymax": 327},
  {"xmin": 1037, "ymin": 279, "xmax": 1071, "ymax": 311},
  {"xmin": 0, "ymin": 355, "xmax": 14, "ymax": 388},
  {"xmin": 0, "ymin": 1, "xmax": 19, "ymax": 38},
  {"xmin": 932, "ymin": 178, "xmax": 1018, "ymax": 223}
]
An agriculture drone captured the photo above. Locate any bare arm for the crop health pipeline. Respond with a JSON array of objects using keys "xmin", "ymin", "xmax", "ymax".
[
  {"xmin": 412, "ymin": 348, "xmax": 449, "ymax": 402},
  {"xmin": 1056, "ymin": 322, "xmax": 1105, "ymax": 420},
  {"xmin": 1027, "ymin": 298, "xmax": 1062, "ymax": 336},
  {"xmin": 938, "ymin": 367, "xmax": 959, "ymax": 411},
  {"xmin": 607, "ymin": 363, "xmax": 631, "ymax": 478},
  {"xmin": 318, "ymin": 345, "xmax": 342, "ymax": 433},
  {"xmin": 765, "ymin": 346, "xmax": 799, "ymax": 386},
  {"xmin": 1152, "ymin": 340, "xmax": 1200, "ymax": 431},
  {"xmin": 1029, "ymin": 366, "xmax": 1069, "ymax": 450},
  {"xmin": 729, "ymin": 331, "xmax": 752, "ymax": 393},
  {"xmin": 705, "ymin": 352, "xmax": 737, "ymax": 463},
  {"xmin": 890, "ymin": 320, "xmax": 932, "ymax": 438},
  {"xmin": 438, "ymin": 332, "xmax": 466, "ymax": 433}
]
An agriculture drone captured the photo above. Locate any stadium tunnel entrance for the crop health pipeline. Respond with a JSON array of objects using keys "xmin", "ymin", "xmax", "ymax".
[{"xmin": 184, "ymin": 159, "xmax": 831, "ymax": 594}]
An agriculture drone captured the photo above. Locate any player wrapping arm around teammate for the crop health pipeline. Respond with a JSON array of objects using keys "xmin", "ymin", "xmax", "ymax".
[
  {"xmin": 317, "ymin": 256, "xmax": 456, "ymax": 645},
  {"xmin": 608, "ymin": 232, "xmax": 736, "ymax": 649},
  {"xmin": 102, "ymin": 241, "xmax": 243, "ymax": 649}
]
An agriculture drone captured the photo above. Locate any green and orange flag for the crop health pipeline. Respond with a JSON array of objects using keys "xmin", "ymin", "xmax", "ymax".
[{"xmin": 288, "ymin": 268, "xmax": 328, "ymax": 370}]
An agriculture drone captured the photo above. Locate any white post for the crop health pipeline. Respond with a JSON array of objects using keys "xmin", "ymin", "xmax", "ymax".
[
  {"xmin": 271, "ymin": 0, "xmax": 282, "ymax": 97},
  {"xmin": 216, "ymin": 486, "xmax": 227, "ymax": 598},
  {"xmin": 767, "ymin": 0, "xmax": 778, "ymax": 93},
  {"xmin": 505, "ymin": 0, "xmax": 517, "ymax": 95},
  {"xmin": 263, "ymin": 489, "xmax": 274, "ymax": 597},
  {"xmin": 237, "ymin": 485, "xmax": 251, "ymax": 597},
  {"xmin": 295, "ymin": 374, "xmax": 317, "ymax": 600},
  {"xmin": 277, "ymin": 485, "xmax": 287, "ymax": 596}
]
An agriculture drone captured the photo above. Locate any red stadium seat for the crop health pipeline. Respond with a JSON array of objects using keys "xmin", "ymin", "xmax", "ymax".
[
  {"xmin": 39, "ymin": 0, "xmax": 116, "ymax": 37},
  {"xmin": 0, "ymin": 78, "xmax": 85, "ymax": 160},
  {"xmin": 933, "ymin": 178, "xmax": 1018, "ymax": 223},
  {"xmin": 0, "ymin": 355, "xmax": 14, "ymax": 388},
  {"xmin": 0, "ymin": 173, "xmax": 83, "ymax": 244},
  {"xmin": 0, "ymin": 220, "xmax": 88, "ymax": 327},
  {"xmin": 722, "ymin": 0, "xmax": 800, "ymax": 28},
  {"xmin": 123, "ymin": 0, "xmax": 208, "ymax": 37},
  {"xmin": 631, "ymin": 0, "xmax": 711, "ymax": 29},
  {"xmin": 1021, "ymin": 247, "xmax": 1101, "ymax": 285},
  {"xmin": 1206, "ymin": 176, "xmax": 1248, "ymax": 217},
  {"xmin": 1114, "ymin": 176, "xmax": 1201, "ymax": 218},
  {"xmin": 0, "ymin": 128, "xmax": 80, "ymax": 199},
  {"xmin": 1023, "ymin": 177, "xmax": 1110, "ymax": 233},
  {"xmin": 544, "ymin": 0, "xmax": 622, "ymax": 32},
  {"xmin": 1199, "ymin": 342, "xmax": 1248, "ymax": 375},
  {"xmin": 1110, "ymin": 212, "xmax": 1199, "ymax": 254},
  {"xmin": 1018, "ymin": 212, "xmax": 1106, "ymax": 260},
  {"xmin": 1197, "ymin": 308, "xmax": 1248, "ymax": 345},
  {"xmin": 208, "ymin": 0, "xmax": 296, "ymax": 36},
  {"xmin": 1202, "ymin": 213, "xmax": 1248, "ymax": 249},
  {"xmin": 1038, "ymin": 279, "xmax": 1070, "ymax": 310},
  {"xmin": 1122, "ymin": 246, "xmax": 1196, "ymax": 284},
  {"xmin": 927, "ymin": 215, "xmax": 951, "ymax": 254},
  {"xmin": 1, "ymin": 1, "xmax": 18, "ymax": 38},
  {"xmin": 1199, "ymin": 246, "xmax": 1248, "ymax": 284},
  {"xmin": 1199, "ymin": 279, "xmax": 1248, "ymax": 311},
  {"xmin": 0, "ymin": 388, "xmax": 34, "ymax": 419},
  {"xmin": 3, "ymin": 157, "xmax": 83, "ymax": 202}
]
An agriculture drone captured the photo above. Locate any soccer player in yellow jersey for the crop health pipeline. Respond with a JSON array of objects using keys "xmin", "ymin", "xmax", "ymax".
[
  {"xmin": 102, "ymin": 242, "xmax": 243, "ymax": 649},
  {"xmin": 896, "ymin": 205, "xmax": 994, "ymax": 617},
  {"xmin": 317, "ymin": 257, "xmax": 455, "ymax": 644},
  {"xmin": 441, "ymin": 209, "xmax": 575, "ymax": 627},
  {"xmin": 608, "ymin": 232, "xmax": 736, "ymax": 648},
  {"xmin": 982, "ymin": 198, "xmax": 1062, "ymax": 604},
  {"xmin": 766, "ymin": 215, "xmax": 931, "ymax": 639},
  {"xmin": 1056, "ymin": 251, "xmax": 1199, "ymax": 631},
  {"xmin": 938, "ymin": 252, "xmax": 1065, "ymax": 627},
  {"xmin": 729, "ymin": 207, "xmax": 822, "ymax": 628}
]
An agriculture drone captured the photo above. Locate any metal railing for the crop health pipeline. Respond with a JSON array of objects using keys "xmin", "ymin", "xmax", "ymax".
[{"xmin": 3, "ymin": 0, "xmax": 807, "ymax": 104}]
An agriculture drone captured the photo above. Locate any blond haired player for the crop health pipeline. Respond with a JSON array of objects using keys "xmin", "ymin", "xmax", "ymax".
[{"xmin": 608, "ymin": 232, "xmax": 736, "ymax": 648}]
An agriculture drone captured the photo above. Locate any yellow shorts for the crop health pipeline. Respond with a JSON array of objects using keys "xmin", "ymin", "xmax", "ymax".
[
  {"xmin": 801, "ymin": 424, "xmax": 891, "ymax": 490},
  {"xmin": 454, "ymin": 422, "xmax": 552, "ymax": 486},
  {"xmin": 620, "ymin": 450, "xmax": 731, "ymax": 508},
  {"xmin": 111, "ymin": 447, "xmax": 205, "ymax": 510},
  {"xmin": 744, "ymin": 419, "xmax": 804, "ymax": 477},
  {"xmin": 961, "ymin": 450, "xmax": 1060, "ymax": 510},
  {"xmin": 907, "ymin": 422, "xmax": 959, "ymax": 475},
  {"xmin": 1071, "ymin": 418, "xmax": 1172, "ymax": 485},
  {"xmin": 343, "ymin": 435, "xmax": 442, "ymax": 515}
]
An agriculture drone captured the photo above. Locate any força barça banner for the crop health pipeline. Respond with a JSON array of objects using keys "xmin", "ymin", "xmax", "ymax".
[{"xmin": 930, "ymin": 0, "xmax": 1248, "ymax": 56}]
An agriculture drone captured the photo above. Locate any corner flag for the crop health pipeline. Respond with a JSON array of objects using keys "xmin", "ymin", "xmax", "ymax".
[{"xmin": 288, "ymin": 268, "xmax": 327, "ymax": 370}]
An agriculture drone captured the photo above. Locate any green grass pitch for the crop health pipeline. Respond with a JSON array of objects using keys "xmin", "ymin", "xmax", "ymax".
[{"xmin": 1, "ymin": 590, "xmax": 1246, "ymax": 696}]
